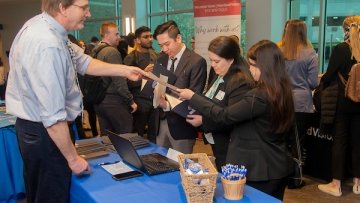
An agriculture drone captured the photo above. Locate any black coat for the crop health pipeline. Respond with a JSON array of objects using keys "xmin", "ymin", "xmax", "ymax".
[
  {"xmin": 190, "ymin": 88, "xmax": 292, "ymax": 181},
  {"xmin": 322, "ymin": 42, "xmax": 360, "ymax": 113}
]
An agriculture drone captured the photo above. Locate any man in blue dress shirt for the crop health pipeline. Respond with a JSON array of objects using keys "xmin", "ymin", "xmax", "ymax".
[{"xmin": 5, "ymin": 0, "xmax": 144, "ymax": 202}]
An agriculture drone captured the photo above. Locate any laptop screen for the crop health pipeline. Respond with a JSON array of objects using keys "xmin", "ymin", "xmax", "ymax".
[{"xmin": 107, "ymin": 133, "xmax": 146, "ymax": 171}]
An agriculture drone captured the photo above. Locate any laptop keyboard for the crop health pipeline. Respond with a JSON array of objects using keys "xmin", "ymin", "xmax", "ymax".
[{"xmin": 145, "ymin": 160, "xmax": 172, "ymax": 171}]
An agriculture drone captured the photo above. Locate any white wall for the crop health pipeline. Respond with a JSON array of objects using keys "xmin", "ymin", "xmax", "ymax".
[
  {"xmin": 0, "ymin": 0, "xmax": 41, "ymax": 70},
  {"xmin": 246, "ymin": 0, "xmax": 287, "ymax": 50}
]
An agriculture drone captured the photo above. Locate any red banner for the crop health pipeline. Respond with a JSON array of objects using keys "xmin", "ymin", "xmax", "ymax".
[{"xmin": 193, "ymin": 0, "xmax": 241, "ymax": 17}]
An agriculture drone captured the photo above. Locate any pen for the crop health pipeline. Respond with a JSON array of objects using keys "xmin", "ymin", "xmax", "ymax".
[{"xmin": 97, "ymin": 161, "xmax": 120, "ymax": 166}]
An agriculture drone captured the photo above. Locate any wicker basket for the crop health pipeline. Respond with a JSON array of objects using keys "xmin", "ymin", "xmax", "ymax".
[{"xmin": 178, "ymin": 153, "xmax": 218, "ymax": 203}]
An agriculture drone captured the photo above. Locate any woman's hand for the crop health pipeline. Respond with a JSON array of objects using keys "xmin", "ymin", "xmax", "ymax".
[
  {"xmin": 186, "ymin": 114, "xmax": 203, "ymax": 127},
  {"xmin": 178, "ymin": 89, "xmax": 195, "ymax": 100}
]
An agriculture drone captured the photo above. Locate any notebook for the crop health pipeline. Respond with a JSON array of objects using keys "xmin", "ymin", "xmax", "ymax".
[{"xmin": 107, "ymin": 132, "xmax": 179, "ymax": 175}]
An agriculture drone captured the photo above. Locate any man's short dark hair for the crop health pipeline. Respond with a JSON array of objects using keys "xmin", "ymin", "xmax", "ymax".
[
  {"xmin": 135, "ymin": 26, "xmax": 151, "ymax": 38},
  {"xmin": 153, "ymin": 20, "xmax": 180, "ymax": 40},
  {"xmin": 91, "ymin": 36, "xmax": 99, "ymax": 43}
]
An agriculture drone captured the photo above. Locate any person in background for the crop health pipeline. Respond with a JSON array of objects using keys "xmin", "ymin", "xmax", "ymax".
[
  {"xmin": 69, "ymin": 34, "xmax": 98, "ymax": 137},
  {"xmin": 318, "ymin": 15, "xmax": 360, "ymax": 197},
  {"xmin": 153, "ymin": 20, "xmax": 207, "ymax": 153},
  {"xmin": 5, "ymin": 0, "xmax": 144, "ymax": 202},
  {"xmin": 126, "ymin": 32, "xmax": 136, "ymax": 54},
  {"xmin": 277, "ymin": 20, "xmax": 290, "ymax": 47},
  {"xmin": 67, "ymin": 34, "xmax": 86, "ymax": 139},
  {"xmin": 78, "ymin": 39, "xmax": 86, "ymax": 50},
  {"xmin": 178, "ymin": 40, "xmax": 294, "ymax": 200},
  {"xmin": 117, "ymin": 36, "xmax": 129, "ymax": 61},
  {"xmin": 0, "ymin": 57, "xmax": 5, "ymax": 100},
  {"xmin": 279, "ymin": 19, "xmax": 318, "ymax": 189},
  {"xmin": 94, "ymin": 22, "xmax": 137, "ymax": 135},
  {"xmin": 123, "ymin": 26, "xmax": 159, "ymax": 142},
  {"xmin": 85, "ymin": 36, "xmax": 99, "ymax": 55},
  {"xmin": 185, "ymin": 36, "xmax": 252, "ymax": 170}
]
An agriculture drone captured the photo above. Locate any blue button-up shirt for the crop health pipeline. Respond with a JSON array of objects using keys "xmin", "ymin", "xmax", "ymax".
[{"xmin": 6, "ymin": 13, "xmax": 92, "ymax": 127}]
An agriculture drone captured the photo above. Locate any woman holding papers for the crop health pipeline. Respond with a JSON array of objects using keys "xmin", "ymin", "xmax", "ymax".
[
  {"xmin": 185, "ymin": 36, "xmax": 252, "ymax": 170},
  {"xmin": 178, "ymin": 40, "xmax": 294, "ymax": 200}
]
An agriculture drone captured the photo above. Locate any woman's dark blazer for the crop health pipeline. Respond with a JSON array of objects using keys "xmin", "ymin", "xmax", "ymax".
[
  {"xmin": 202, "ymin": 71, "xmax": 251, "ymax": 135},
  {"xmin": 190, "ymin": 88, "xmax": 292, "ymax": 181}
]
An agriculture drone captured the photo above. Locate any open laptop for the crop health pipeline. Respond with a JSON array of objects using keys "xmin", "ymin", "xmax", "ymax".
[
  {"xmin": 107, "ymin": 132, "xmax": 179, "ymax": 175},
  {"xmin": 105, "ymin": 130, "xmax": 150, "ymax": 149}
]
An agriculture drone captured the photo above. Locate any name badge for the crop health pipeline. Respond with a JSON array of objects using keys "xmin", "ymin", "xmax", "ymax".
[{"xmin": 215, "ymin": 90, "xmax": 225, "ymax": 100}]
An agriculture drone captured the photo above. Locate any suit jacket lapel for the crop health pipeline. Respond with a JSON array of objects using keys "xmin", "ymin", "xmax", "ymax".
[{"xmin": 174, "ymin": 48, "xmax": 191, "ymax": 76}]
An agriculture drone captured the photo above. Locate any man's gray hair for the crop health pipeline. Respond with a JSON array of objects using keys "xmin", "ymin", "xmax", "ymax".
[{"xmin": 41, "ymin": 0, "xmax": 74, "ymax": 16}]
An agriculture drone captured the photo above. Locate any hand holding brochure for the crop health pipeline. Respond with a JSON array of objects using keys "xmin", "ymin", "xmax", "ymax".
[
  {"xmin": 165, "ymin": 94, "xmax": 199, "ymax": 118},
  {"xmin": 153, "ymin": 75, "xmax": 168, "ymax": 108},
  {"xmin": 141, "ymin": 63, "xmax": 178, "ymax": 97},
  {"xmin": 146, "ymin": 71, "xmax": 179, "ymax": 93}
]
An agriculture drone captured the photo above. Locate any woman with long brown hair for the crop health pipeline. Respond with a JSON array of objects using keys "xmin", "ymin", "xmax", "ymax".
[
  {"xmin": 279, "ymin": 19, "xmax": 318, "ymax": 188},
  {"xmin": 178, "ymin": 40, "xmax": 294, "ymax": 200}
]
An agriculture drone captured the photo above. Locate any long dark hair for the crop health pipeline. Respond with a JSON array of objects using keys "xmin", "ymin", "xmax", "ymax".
[
  {"xmin": 208, "ymin": 36, "xmax": 253, "ymax": 82},
  {"xmin": 247, "ymin": 40, "xmax": 294, "ymax": 133}
]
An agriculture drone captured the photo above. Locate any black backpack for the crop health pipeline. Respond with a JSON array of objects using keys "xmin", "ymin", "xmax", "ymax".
[{"xmin": 79, "ymin": 43, "xmax": 111, "ymax": 104}]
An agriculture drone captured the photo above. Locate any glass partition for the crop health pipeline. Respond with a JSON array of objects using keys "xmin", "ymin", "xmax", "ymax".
[
  {"xmin": 290, "ymin": 0, "xmax": 360, "ymax": 72},
  {"xmin": 75, "ymin": 0, "xmax": 121, "ymax": 44}
]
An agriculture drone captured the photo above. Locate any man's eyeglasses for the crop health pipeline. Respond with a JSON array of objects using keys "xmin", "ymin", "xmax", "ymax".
[{"xmin": 72, "ymin": 4, "xmax": 90, "ymax": 12}]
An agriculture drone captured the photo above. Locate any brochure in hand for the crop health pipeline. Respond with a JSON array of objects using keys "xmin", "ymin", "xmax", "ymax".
[
  {"xmin": 141, "ymin": 63, "xmax": 177, "ymax": 97},
  {"xmin": 165, "ymin": 94, "xmax": 200, "ymax": 118}
]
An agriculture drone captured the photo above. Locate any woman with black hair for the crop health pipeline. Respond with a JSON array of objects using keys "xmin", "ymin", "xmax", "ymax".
[
  {"xmin": 185, "ymin": 36, "xmax": 252, "ymax": 171},
  {"xmin": 178, "ymin": 40, "xmax": 294, "ymax": 200}
]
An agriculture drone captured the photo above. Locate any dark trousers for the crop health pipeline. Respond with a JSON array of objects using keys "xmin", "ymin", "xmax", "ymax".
[
  {"xmin": 15, "ymin": 118, "xmax": 71, "ymax": 203},
  {"xmin": 75, "ymin": 115, "xmax": 86, "ymax": 139},
  {"xmin": 247, "ymin": 177, "xmax": 288, "ymax": 201},
  {"xmin": 210, "ymin": 133, "xmax": 230, "ymax": 171},
  {"xmin": 332, "ymin": 112, "xmax": 360, "ymax": 180},
  {"xmin": 292, "ymin": 112, "xmax": 313, "ymax": 159},
  {"xmin": 132, "ymin": 97, "xmax": 156, "ymax": 143},
  {"xmin": 84, "ymin": 101, "xmax": 98, "ymax": 137},
  {"xmin": 95, "ymin": 94, "xmax": 133, "ymax": 135}
]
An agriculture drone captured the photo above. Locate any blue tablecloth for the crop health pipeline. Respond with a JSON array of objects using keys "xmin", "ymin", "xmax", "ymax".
[
  {"xmin": 0, "ymin": 106, "xmax": 79, "ymax": 203},
  {"xmin": 70, "ymin": 143, "xmax": 281, "ymax": 203},
  {"xmin": 0, "ymin": 126, "xmax": 25, "ymax": 203}
]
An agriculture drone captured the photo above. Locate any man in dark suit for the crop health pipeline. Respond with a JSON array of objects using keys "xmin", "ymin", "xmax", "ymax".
[{"xmin": 153, "ymin": 20, "xmax": 207, "ymax": 153}]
